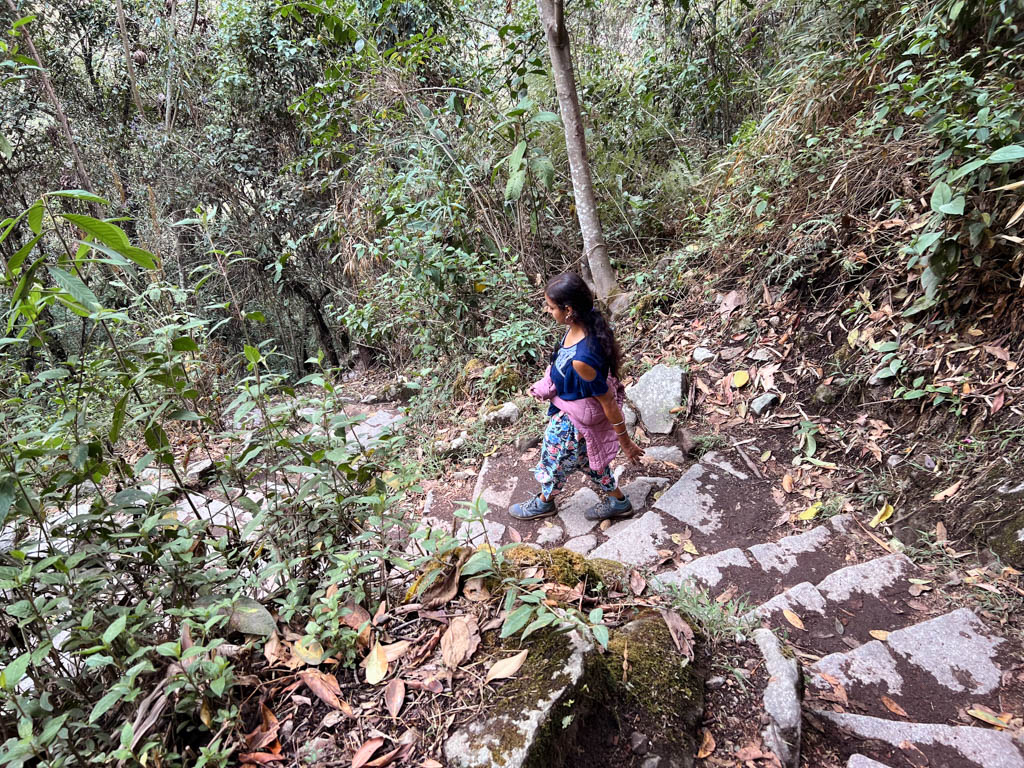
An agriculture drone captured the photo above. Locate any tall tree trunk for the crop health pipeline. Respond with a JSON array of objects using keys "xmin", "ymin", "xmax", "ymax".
[
  {"xmin": 536, "ymin": 0, "xmax": 619, "ymax": 301},
  {"xmin": 114, "ymin": 0, "xmax": 147, "ymax": 121}
]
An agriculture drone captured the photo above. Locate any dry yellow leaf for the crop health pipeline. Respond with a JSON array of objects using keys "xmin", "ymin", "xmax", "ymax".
[
  {"xmin": 292, "ymin": 636, "xmax": 325, "ymax": 666},
  {"xmin": 364, "ymin": 641, "xmax": 389, "ymax": 685},
  {"xmin": 681, "ymin": 540, "xmax": 699, "ymax": 555},
  {"xmin": 732, "ymin": 370, "xmax": 750, "ymax": 388},
  {"xmin": 696, "ymin": 728, "xmax": 716, "ymax": 758},
  {"xmin": 881, "ymin": 695, "xmax": 908, "ymax": 717},
  {"xmin": 869, "ymin": 502, "xmax": 894, "ymax": 528},
  {"xmin": 798, "ymin": 502, "xmax": 822, "ymax": 521},
  {"xmin": 869, "ymin": 630, "xmax": 890, "ymax": 641},
  {"xmin": 783, "ymin": 609, "xmax": 805, "ymax": 630}
]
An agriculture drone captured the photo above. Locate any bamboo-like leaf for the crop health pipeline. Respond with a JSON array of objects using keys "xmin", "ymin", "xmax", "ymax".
[
  {"xmin": 484, "ymin": 649, "xmax": 528, "ymax": 683},
  {"xmin": 782, "ymin": 609, "xmax": 805, "ymax": 630},
  {"xmin": 384, "ymin": 679, "xmax": 405, "ymax": 718},
  {"xmin": 365, "ymin": 641, "xmax": 389, "ymax": 685}
]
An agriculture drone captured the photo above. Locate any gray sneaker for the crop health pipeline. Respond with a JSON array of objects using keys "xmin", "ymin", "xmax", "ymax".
[
  {"xmin": 584, "ymin": 495, "xmax": 634, "ymax": 521},
  {"xmin": 509, "ymin": 494, "xmax": 556, "ymax": 520}
]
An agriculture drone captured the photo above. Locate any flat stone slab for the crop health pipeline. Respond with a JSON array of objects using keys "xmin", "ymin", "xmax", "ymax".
[
  {"xmin": 886, "ymin": 608, "xmax": 1003, "ymax": 695},
  {"xmin": 748, "ymin": 525, "xmax": 833, "ymax": 575},
  {"xmin": 754, "ymin": 581, "xmax": 828, "ymax": 618},
  {"xmin": 471, "ymin": 457, "xmax": 520, "ymax": 513},
  {"xmin": 653, "ymin": 464, "xmax": 721, "ymax": 533},
  {"xmin": 701, "ymin": 451, "xmax": 749, "ymax": 480},
  {"xmin": 848, "ymin": 757, "xmax": 894, "ymax": 768},
  {"xmin": 589, "ymin": 511, "xmax": 668, "ymax": 566},
  {"xmin": 562, "ymin": 534, "xmax": 596, "ymax": 555},
  {"xmin": 817, "ymin": 711, "xmax": 1024, "ymax": 768},
  {"xmin": 811, "ymin": 641, "xmax": 904, "ymax": 696},
  {"xmin": 621, "ymin": 476, "xmax": 670, "ymax": 512},
  {"xmin": 457, "ymin": 518, "xmax": 506, "ymax": 547},
  {"xmin": 754, "ymin": 628, "xmax": 801, "ymax": 768},
  {"xmin": 558, "ymin": 488, "xmax": 601, "ymax": 539},
  {"xmin": 644, "ymin": 445, "xmax": 686, "ymax": 464},
  {"xmin": 656, "ymin": 547, "xmax": 752, "ymax": 590},
  {"xmin": 535, "ymin": 523, "xmax": 564, "ymax": 546},
  {"xmin": 625, "ymin": 364, "xmax": 683, "ymax": 434},
  {"xmin": 817, "ymin": 554, "xmax": 915, "ymax": 602}
]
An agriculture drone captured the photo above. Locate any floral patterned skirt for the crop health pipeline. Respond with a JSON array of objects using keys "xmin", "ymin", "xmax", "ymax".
[{"xmin": 533, "ymin": 412, "xmax": 617, "ymax": 497}]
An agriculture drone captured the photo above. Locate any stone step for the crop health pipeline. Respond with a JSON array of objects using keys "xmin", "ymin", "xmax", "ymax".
[
  {"xmin": 848, "ymin": 756, "xmax": 893, "ymax": 768},
  {"xmin": 814, "ymin": 710, "xmax": 1024, "ymax": 768},
  {"xmin": 655, "ymin": 514, "xmax": 854, "ymax": 603},
  {"xmin": 808, "ymin": 608, "xmax": 1008, "ymax": 722},
  {"xmin": 752, "ymin": 553, "xmax": 918, "ymax": 654}
]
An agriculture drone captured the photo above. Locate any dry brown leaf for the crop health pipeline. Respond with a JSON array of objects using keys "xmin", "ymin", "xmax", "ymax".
[
  {"xmin": 421, "ymin": 760, "xmax": 444, "ymax": 768},
  {"xmin": 299, "ymin": 669, "xmax": 352, "ymax": 715},
  {"xmin": 419, "ymin": 550, "xmax": 472, "ymax": 609},
  {"xmin": 384, "ymin": 679, "xmax": 405, "ymax": 718},
  {"xmin": 696, "ymin": 728, "xmax": 716, "ymax": 758},
  {"xmin": 629, "ymin": 570, "xmax": 646, "ymax": 595},
  {"xmin": 869, "ymin": 630, "xmax": 890, "ymax": 641},
  {"xmin": 735, "ymin": 744, "xmax": 768, "ymax": 761},
  {"xmin": 244, "ymin": 705, "xmax": 280, "ymax": 750},
  {"xmin": 292, "ymin": 636, "xmax": 325, "ymax": 666},
  {"xmin": 366, "ymin": 746, "xmax": 403, "ymax": 767},
  {"xmin": 781, "ymin": 474, "xmax": 794, "ymax": 493},
  {"xmin": 342, "ymin": 600, "xmax": 372, "ymax": 648},
  {"xmin": 881, "ymin": 695, "xmax": 909, "ymax": 717},
  {"xmin": 380, "ymin": 640, "xmax": 411, "ymax": 663},
  {"xmin": 463, "ymin": 577, "xmax": 490, "ymax": 602},
  {"xmin": 506, "ymin": 526, "xmax": 522, "ymax": 543},
  {"xmin": 782, "ymin": 609, "xmax": 805, "ymax": 630},
  {"xmin": 263, "ymin": 631, "xmax": 288, "ymax": 667},
  {"xmin": 239, "ymin": 752, "xmax": 285, "ymax": 764},
  {"xmin": 351, "ymin": 737, "xmax": 385, "ymax": 768},
  {"xmin": 441, "ymin": 617, "xmax": 471, "ymax": 669},
  {"xmin": 365, "ymin": 641, "xmax": 389, "ymax": 685},
  {"xmin": 485, "ymin": 649, "xmax": 529, "ymax": 683},
  {"xmin": 658, "ymin": 609, "xmax": 695, "ymax": 659},
  {"xmin": 932, "ymin": 482, "xmax": 962, "ymax": 502},
  {"xmin": 935, "ymin": 521, "xmax": 948, "ymax": 543}
]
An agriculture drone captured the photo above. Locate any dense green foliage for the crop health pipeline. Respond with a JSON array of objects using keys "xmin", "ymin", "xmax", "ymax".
[{"xmin": 1, "ymin": 0, "xmax": 1023, "ymax": 763}]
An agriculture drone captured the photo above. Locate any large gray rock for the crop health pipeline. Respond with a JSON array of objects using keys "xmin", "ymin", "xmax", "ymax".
[
  {"xmin": 816, "ymin": 553, "xmax": 914, "ymax": 602},
  {"xmin": 816, "ymin": 711, "xmax": 1024, "ymax": 768},
  {"xmin": 484, "ymin": 402, "xmax": 521, "ymax": 427},
  {"xmin": 589, "ymin": 511, "xmax": 668, "ymax": 566},
  {"xmin": 653, "ymin": 464, "xmax": 721, "ymax": 534},
  {"xmin": 626, "ymin": 365, "xmax": 684, "ymax": 434},
  {"xmin": 656, "ymin": 548, "xmax": 753, "ymax": 590},
  {"xmin": 753, "ymin": 628, "xmax": 801, "ymax": 768}
]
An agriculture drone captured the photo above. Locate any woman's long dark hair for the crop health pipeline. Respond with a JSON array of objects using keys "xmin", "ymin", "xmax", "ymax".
[{"xmin": 545, "ymin": 272, "xmax": 623, "ymax": 380}]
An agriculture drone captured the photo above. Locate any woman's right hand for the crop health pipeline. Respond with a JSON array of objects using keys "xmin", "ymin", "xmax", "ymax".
[{"xmin": 619, "ymin": 434, "xmax": 644, "ymax": 464}]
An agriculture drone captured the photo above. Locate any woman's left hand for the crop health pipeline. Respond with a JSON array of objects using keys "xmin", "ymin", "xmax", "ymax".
[{"xmin": 619, "ymin": 434, "xmax": 644, "ymax": 464}]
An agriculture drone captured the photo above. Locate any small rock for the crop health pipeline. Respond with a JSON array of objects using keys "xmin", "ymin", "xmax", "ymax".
[
  {"xmin": 623, "ymin": 404, "xmax": 638, "ymax": 434},
  {"xmin": 692, "ymin": 347, "xmax": 716, "ymax": 363},
  {"xmin": 535, "ymin": 524, "xmax": 564, "ymax": 546},
  {"xmin": 750, "ymin": 392, "xmax": 780, "ymax": 416},
  {"xmin": 812, "ymin": 383, "xmax": 837, "ymax": 405},
  {"xmin": 515, "ymin": 434, "xmax": 542, "ymax": 452},
  {"xmin": 453, "ymin": 470, "xmax": 475, "ymax": 482},
  {"xmin": 720, "ymin": 346, "xmax": 744, "ymax": 361},
  {"xmin": 448, "ymin": 431, "xmax": 470, "ymax": 454},
  {"xmin": 185, "ymin": 458, "xmax": 215, "ymax": 481},
  {"xmin": 360, "ymin": 394, "xmax": 378, "ymax": 405},
  {"xmin": 735, "ymin": 632, "xmax": 746, "ymax": 645},
  {"xmin": 630, "ymin": 731, "xmax": 650, "ymax": 755},
  {"xmin": 484, "ymin": 402, "xmax": 520, "ymax": 427},
  {"xmin": 707, "ymin": 675, "xmax": 726, "ymax": 690},
  {"xmin": 677, "ymin": 428, "xmax": 696, "ymax": 456},
  {"xmin": 748, "ymin": 348, "xmax": 775, "ymax": 361},
  {"xmin": 640, "ymin": 757, "xmax": 662, "ymax": 768}
]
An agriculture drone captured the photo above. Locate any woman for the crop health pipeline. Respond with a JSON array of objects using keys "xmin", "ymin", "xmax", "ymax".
[{"xmin": 510, "ymin": 273, "xmax": 644, "ymax": 522}]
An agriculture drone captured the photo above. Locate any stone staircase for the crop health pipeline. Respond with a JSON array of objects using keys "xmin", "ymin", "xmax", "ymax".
[{"xmin": 451, "ymin": 443, "xmax": 1024, "ymax": 768}]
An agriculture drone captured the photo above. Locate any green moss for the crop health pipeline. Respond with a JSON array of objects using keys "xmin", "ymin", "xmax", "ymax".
[
  {"xmin": 502, "ymin": 547, "xmax": 627, "ymax": 591},
  {"xmin": 991, "ymin": 507, "xmax": 1024, "ymax": 569}
]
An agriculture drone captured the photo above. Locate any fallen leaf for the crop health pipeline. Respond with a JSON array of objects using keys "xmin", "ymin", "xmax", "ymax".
[
  {"xmin": 782, "ymin": 474, "xmax": 794, "ymax": 493},
  {"xmin": 366, "ymin": 746, "xmax": 403, "ymax": 767},
  {"xmin": 932, "ymin": 481, "xmax": 962, "ymax": 502},
  {"xmin": 264, "ymin": 631, "xmax": 288, "ymax": 667},
  {"xmin": 380, "ymin": 640, "xmax": 411, "ymax": 663},
  {"xmin": 365, "ymin": 641, "xmax": 389, "ymax": 685},
  {"xmin": 968, "ymin": 706, "xmax": 1010, "ymax": 729},
  {"xmin": 441, "ymin": 616, "xmax": 473, "ymax": 669},
  {"xmin": 342, "ymin": 600, "xmax": 372, "ymax": 648},
  {"xmin": 629, "ymin": 570, "xmax": 646, "ymax": 596},
  {"xmin": 983, "ymin": 345, "xmax": 1010, "ymax": 361},
  {"xmin": 869, "ymin": 502, "xmax": 894, "ymax": 528},
  {"xmin": 869, "ymin": 630, "xmax": 890, "ymax": 641},
  {"xmin": 463, "ymin": 577, "xmax": 490, "ymax": 602},
  {"xmin": 299, "ymin": 669, "xmax": 352, "ymax": 714},
  {"xmin": 352, "ymin": 737, "xmax": 385, "ymax": 768},
  {"xmin": 681, "ymin": 540, "xmax": 699, "ymax": 555},
  {"xmin": 732, "ymin": 370, "xmax": 750, "ymax": 388},
  {"xmin": 735, "ymin": 744, "xmax": 768, "ymax": 761},
  {"xmin": 384, "ymin": 679, "xmax": 405, "ymax": 718},
  {"xmin": 506, "ymin": 526, "xmax": 522, "ymax": 543},
  {"xmin": 783, "ymin": 610, "xmax": 805, "ymax": 630},
  {"xmin": 292, "ymin": 636, "xmax": 325, "ymax": 666},
  {"xmin": 239, "ymin": 752, "xmax": 285, "ymax": 764},
  {"xmin": 935, "ymin": 521, "xmax": 948, "ymax": 543},
  {"xmin": 419, "ymin": 549, "xmax": 472, "ymax": 609},
  {"xmin": 485, "ymin": 649, "xmax": 529, "ymax": 683},
  {"xmin": 658, "ymin": 609, "xmax": 695, "ymax": 658},
  {"xmin": 422, "ymin": 760, "xmax": 444, "ymax": 768},
  {"xmin": 696, "ymin": 728, "xmax": 716, "ymax": 758},
  {"xmin": 798, "ymin": 502, "xmax": 822, "ymax": 521},
  {"xmin": 881, "ymin": 695, "xmax": 908, "ymax": 717}
]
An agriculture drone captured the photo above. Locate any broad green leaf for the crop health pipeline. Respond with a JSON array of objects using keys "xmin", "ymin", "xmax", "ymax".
[
  {"xmin": 8, "ymin": 233, "xmax": 41, "ymax": 272},
  {"xmin": 508, "ymin": 140, "xmax": 527, "ymax": 172},
  {"xmin": 89, "ymin": 687, "xmax": 126, "ymax": 722},
  {"xmin": 988, "ymin": 145, "xmax": 1024, "ymax": 164},
  {"xmin": 109, "ymin": 393, "xmax": 128, "ymax": 443},
  {"xmin": 195, "ymin": 595, "xmax": 276, "ymax": 636},
  {"xmin": 938, "ymin": 196, "xmax": 964, "ymax": 216},
  {"xmin": 591, "ymin": 624, "xmax": 609, "ymax": 648},
  {"xmin": 48, "ymin": 189, "xmax": 110, "ymax": 205},
  {"xmin": 460, "ymin": 549, "xmax": 494, "ymax": 576},
  {"xmin": 102, "ymin": 615, "xmax": 127, "ymax": 645},
  {"xmin": 505, "ymin": 169, "xmax": 527, "ymax": 201},
  {"xmin": 1, "ymin": 651, "xmax": 30, "ymax": 690},
  {"xmin": 26, "ymin": 203, "xmax": 42, "ymax": 235},
  {"xmin": 929, "ymin": 182, "xmax": 952, "ymax": 213},
  {"xmin": 0, "ymin": 478, "xmax": 14, "ymax": 524},
  {"xmin": 530, "ymin": 156, "xmax": 555, "ymax": 190},
  {"xmin": 47, "ymin": 266, "xmax": 101, "ymax": 312},
  {"xmin": 500, "ymin": 603, "xmax": 533, "ymax": 638},
  {"xmin": 171, "ymin": 336, "xmax": 199, "ymax": 352},
  {"xmin": 948, "ymin": 157, "xmax": 986, "ymax": 182},
  {"xmin": 244, "ymin": 344, "xmax": 261, "ymax": 364},
  {"xmin": 531, "ymin": 110, "xmax": 560, "ymax": 123}
]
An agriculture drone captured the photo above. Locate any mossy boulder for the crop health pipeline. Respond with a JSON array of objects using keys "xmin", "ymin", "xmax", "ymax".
[
  {"xmin": 444, "ymin": 612, "xmax": 706, "ymax": 768},
  {"xmin": 967, "ymin": 475, "xmax": 1024, "ymax": 569},
  {"xmin": 503, "ymin": 546, "xmax": 628, "ymax": 591}
]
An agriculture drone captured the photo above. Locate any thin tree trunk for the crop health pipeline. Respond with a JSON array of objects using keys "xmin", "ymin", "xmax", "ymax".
[
  {"xmin": 5, "ymin": 1, "xmax": 99, "ymax": 213},
  {"xmin": 536, "ymin": 0, "xmax": 619, "ymax": 301},
  {"xmin": 114, "ymin": 0, "xmax": 147, "ymax": 120}
]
